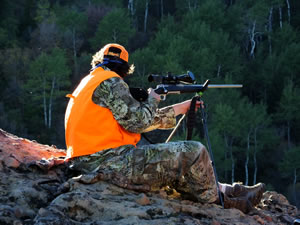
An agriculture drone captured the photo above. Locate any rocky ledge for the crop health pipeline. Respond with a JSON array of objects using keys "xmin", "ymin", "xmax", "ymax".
[{"xmin": 0, "ymin": 129, "xmax": 299, "ymax": 225}]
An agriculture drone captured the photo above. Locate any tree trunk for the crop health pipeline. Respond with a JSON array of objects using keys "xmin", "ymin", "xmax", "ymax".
[
  {"xmin": 144, "ymin": 0, "xmax": 149, "ymax": 33},
  {"xmin": 43, "ymin": 77, "xmax": 47, "ymax": 127},
  {"xmin": 72, "ymin": 28, "xmax": 78, "ymax": 78},
  {"xmin": 279, "ymin": 6, "xmax": 283, "ymax": 29},
  {"xmin": 268, "ymin": 6, "xmax": 273, "ymax": 55},
  {"xmin": 225, "ymin": 134, "xmax": 235, "ymax": 184},
  {"xmin": 160, "ymin": 0, "xmax": 164, "ymax": 19},
  {"xmin": 48, "ymin": 76, "xmax": 56, "ymax": 129},
  {"xmin": 245, "ymin": 131, "xmax": 251, "ymax": 186},
  {"xmin": 286, "ymin": 0, "xmax": 291, "ymax": 24},
  {"xmin": 293, "ymin": 168, "xmax": 297, "ymax": 206},
  {"xmin": 217, "ymin": 64, "xmax": 221, "ymax": 77},
  {"xmin": 128, "ymin": 0, "xmax": 134, "ymax": 16},
  {"xmin": 231, "ymin": 146, "xmax": 234, "ymax": 184},
  {"xmin": 186, "ymin": 0, "xmax": 198, "ymax": 10},
  {"xmin": 128, "ymin": 0, "xmax": 138, "ymax": 29},
  {"xmin": 253, "ymin": 127, "xmax": 258, "ymax": 185},
  {"xmin": 229, "ymin": 138, "xmax": 234, "ymax": 184},
  {"xmin": 193, "ymin": 0, "xmax": 198, "ymax": 9},
  {"xmin": 224, "ymin": 134, "xmax": 228, "ymax": 182},
  {"xmin": 187, "ymin": 0, "xmax": 192, "ymax": 11},
  {"xmin": 287, "ymin": 121, "xmax": 291, "ymax": 150},
  {"xmin": 249, "ymin": 20, "xmax": 256, "ymax": 58},
  {"xmin": 112, "ymin": 29, "xmax": 117, "ymax": 42}
]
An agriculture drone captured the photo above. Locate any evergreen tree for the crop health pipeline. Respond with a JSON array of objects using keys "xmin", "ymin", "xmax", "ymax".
[
  {"xmin": 213, "ymin": 103, "xmax": 237, "ymax": 184},
  {"xmin": 0, "ymin": 47, "xmax": 31, "ymax": 135},
  {"xmin": 250, "ymin": 103, "xmax": 271, "ymax": 185},
  {"xmin": 90, "ymin": 8, "xmax": 135, "ymax": 49},
  {"xmin": 55, "ymin": 6, "xmax": 88, "ymax": 79},
  {"xmin": 24, "ymin": 48, "xmax": 70, "ymax": 131},
  {"xmin": 275, "ymin": 79, "xmax": 300, "ymax": 149},
  {"xmin": 280, "ymin": 146, "xmax": 300, "ymax": 207}
]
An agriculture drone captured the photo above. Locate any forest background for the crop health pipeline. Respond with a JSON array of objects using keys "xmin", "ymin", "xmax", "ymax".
[{"xmin": 0, "ymin": 0, "xmax": 299, "ymax": 208}]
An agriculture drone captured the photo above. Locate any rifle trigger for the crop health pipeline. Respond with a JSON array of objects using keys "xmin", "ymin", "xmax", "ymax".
[{"xmin": 160, "ymin": 95, "xmax": 166, "ymax": 101}]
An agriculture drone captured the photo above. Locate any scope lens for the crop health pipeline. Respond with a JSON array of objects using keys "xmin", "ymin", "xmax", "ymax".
[
  {"xmin": 148, "ymin": 74, "xmax": 161, "ymax": 82},
  {"xmin": 294, "ymin": 219, "xmax": 300, "ymax": 224}
]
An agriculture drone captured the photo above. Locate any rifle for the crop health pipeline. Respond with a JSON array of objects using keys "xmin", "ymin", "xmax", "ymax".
[
  {"xmin": 131, "ymin": 71, "xmax": 243, "ymax": 208},
  {"xmin": 129, "ymin": 71, "xmax": 242, "ymax": 101},
  {"xmin": 149, "ymin": 71, "xmax": 242, "ymax": 100}
]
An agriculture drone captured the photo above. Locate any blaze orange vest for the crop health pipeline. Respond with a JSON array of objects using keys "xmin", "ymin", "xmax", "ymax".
[{"xmin": 65, "ymin": 67, "xmax": 141, "ymax": 158}]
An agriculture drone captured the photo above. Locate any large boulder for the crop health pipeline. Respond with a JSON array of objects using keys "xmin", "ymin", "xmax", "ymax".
[{"xmin": 0, "ymin": 129, "xmax": 299, "ymax": 225}]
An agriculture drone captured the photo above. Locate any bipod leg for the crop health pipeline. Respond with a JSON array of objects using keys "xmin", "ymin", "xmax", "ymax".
[
  {"xmin": 198, "ymin": 96, "xmax": 224, "ymax": 208},
  {"xmin": 165, "ymin": 114, "xmax": 186, "ymax": 143}
]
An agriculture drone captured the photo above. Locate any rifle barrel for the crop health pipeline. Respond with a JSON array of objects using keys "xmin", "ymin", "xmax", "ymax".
[{"xmin": 207, "ymin": 84, "xmax": 243, "ymax": 88}]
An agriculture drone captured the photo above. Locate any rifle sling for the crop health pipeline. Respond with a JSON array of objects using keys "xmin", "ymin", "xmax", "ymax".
[{"xmin": 186, "ymin": 96, "xmax": 200, "ymax": 140}]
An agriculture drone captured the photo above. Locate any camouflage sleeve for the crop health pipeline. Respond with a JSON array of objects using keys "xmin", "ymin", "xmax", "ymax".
[
  {"xmin": 92, "ymin": 77, "xmax": 159, "ymax": 133},
  {"xmin": 92, "ymin": 77, "xmax": 177, "ymax": 133},
  {"xmin": 142, "ymin": 106, "xmax": 176, "ymax": 133}
]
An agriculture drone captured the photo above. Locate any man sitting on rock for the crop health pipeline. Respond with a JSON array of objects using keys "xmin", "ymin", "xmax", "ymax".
[{"xmin": 64, "ymin": 43, "xmax": 265, "ymax": 214}]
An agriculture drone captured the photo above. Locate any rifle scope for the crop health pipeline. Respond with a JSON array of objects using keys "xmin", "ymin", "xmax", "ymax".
[{"xmin": 148, "ymin": 71, "xmax": 196, "ymax": 84}]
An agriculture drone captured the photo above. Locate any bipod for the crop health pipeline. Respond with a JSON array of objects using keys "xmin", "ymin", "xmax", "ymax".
[{"xmin": 186, "ymin": 95, "xmax": 224, "ymax": 208}]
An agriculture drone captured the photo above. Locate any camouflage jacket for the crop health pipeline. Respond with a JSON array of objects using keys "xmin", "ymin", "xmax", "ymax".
[{"xmin": 92, "ymin": 73, "xmax": 176, "ymax": 133}]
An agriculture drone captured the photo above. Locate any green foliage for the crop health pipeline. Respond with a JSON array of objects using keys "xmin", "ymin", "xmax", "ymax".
[
  {"xmin": 24, "ymin": 47, "xmax": 70, "ymax": 130},
  {"xmin": 236, "ymin": 0, "xmax": 269, "ymax": 23},
  {"xmin": 26, "ymin": 48, "xmax": 70, "ymax": 91},
  {"xmin": 160, "ymin": 36, "xmax": 188, "ymax": 73},
  {"xmin": 276, "ymin": 80, "xmax": 300, "ymax": 122},
  {"xmin": 35, "ymin": 0, "xmax": 56, "ymax": 23},
  {"xmin": 181, "ymin": 0, "xmax": 227, "ymax": 30},
  {"xmin": 0, "ymin": 28, "xmax": 9, "ymax": 48},
  {"xmin": 0, "ymin": 1, "xmax": 21, "ymax": 47},
  {"xmin": 208, "ymin": 129, "xmax": 232, "ymax": 182},
  {"xmin": 213, "ymin": 103, "xmax": 236, "ymax": 135},
  {"xmin": 280, "ymin": 146, "xmax": 300, "ymax": 177},
  {"xmin": 148, "ymin": 27, "xmax": 176, "ymax": 55},
  {"xmin": 55, "ymin": 6, "xmax": 88, "ymax": 32},
  {"xmin": 0, "ymin": 47, "xmax": 32, "ymax": 135},
  {"xmin": 130, "ymin": 47, "xmax": 158, "ymax": 87},
  {"xmin": 76, "ymin": 52, "xmax": 93, "ymax": 78},
  {"xmin": 90, "ymin": 8, "xmax": 135, "ymax": 49},
  {"xmin": 91, "ymin": 0, "xmax": 123, "ymax": 7}
]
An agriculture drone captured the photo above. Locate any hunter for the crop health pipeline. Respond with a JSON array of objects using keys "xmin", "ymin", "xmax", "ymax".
[{"xmin": 64, "ymin": 43, "xmax": 265, "ymax": 213}]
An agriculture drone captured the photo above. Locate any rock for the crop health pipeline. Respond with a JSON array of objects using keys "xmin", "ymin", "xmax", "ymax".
[
  {"xmin": 253, "ymin": 215, "xmax": 266, "ymax": 224},
  {"xmin": 37, "ymin": 208, "xmax": 48, "ymax": 217},
  {"xmin": 136, "ymin": 193, "xmax": 151, "ymax": 205},
  {"xmin": 4, "ymin": 155, "xmax": 21, "ymax": 168},
  {"xmin": 211, "ymin": 220, "xmax": 221, "ymax": 225},
  {"xmin": 0, "ymin": 129, "xmax": 66, "ymax": 167},
  {"xmin": 0, "ymin": 129, "xmax": 299, "ymax": 225}
]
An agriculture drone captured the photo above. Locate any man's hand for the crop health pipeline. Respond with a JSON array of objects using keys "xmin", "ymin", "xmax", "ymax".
[
  {"xmin": 172, "ymin": 99, "xmax": 204, "ymax": 116},
  {"xmin": 148, "ymin": 88, "xmax": 161, "ymax": 101}
]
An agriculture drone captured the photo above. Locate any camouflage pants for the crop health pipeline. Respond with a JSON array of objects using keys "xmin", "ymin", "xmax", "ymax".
[{"xmin": 70, "ymin": 141, "xmax": 218, "ymax": 203}]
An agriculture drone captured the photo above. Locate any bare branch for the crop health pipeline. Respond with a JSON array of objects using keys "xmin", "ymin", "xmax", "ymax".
[{"xmin": 286, "ymin": 0, "xmax": 291, "ymax": 24}]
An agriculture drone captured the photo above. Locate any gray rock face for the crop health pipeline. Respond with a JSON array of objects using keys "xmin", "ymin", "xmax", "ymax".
[{"xmin": 1, "ymin": 129, "xmax": 299, "ymax": 225}]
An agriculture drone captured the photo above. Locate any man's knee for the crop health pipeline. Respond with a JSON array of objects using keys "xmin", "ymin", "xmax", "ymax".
[
  {"xmin": 182, "ymin": 141, "xmax": 210, "ymax": 159},
  {"xmin": 174, "ymin": 141, "xmax": 210, "ymax": 168},
  {"xmin": 184, "ymin": 141, "xmax": 207, "ymax": 152}
]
